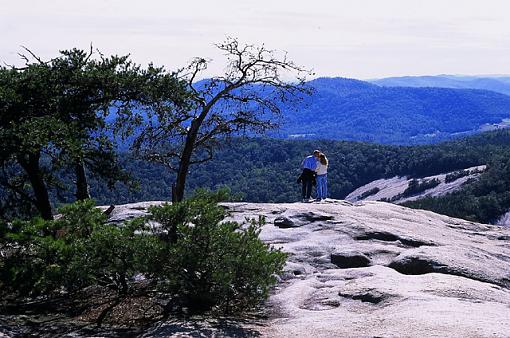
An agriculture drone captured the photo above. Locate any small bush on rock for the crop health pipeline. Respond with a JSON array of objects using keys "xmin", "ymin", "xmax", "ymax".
[
  {"xmin": 0, "ymin": 190, "xmax": 286, "ymax": 318},
  {"xmin": 359, "ymin": 187, "xmax": 380, "ymax": 199},
  {"xmin": 148, "ymin": 189, "xmax": 287, "ymax": 313},
  {"xmin": 0, "ymin": 200, "xmax": 161, "ymax": 296}
]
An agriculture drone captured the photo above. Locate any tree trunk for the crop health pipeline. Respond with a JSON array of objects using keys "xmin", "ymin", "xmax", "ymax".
[
  {"xmin": 18, "ymin": 152, "xmax": 53, "ymax": 220},
  {"xmin": 174, "ymin": 139, "xmax": 194, "ymax": 202},
  {"xmin": 173, "ymin": 88, "xmax": 234, "ymax": 202},
  {"xmin": 75, "ymin": 158, "xmax": 91, "ymax": 201},
  {"xmin": 174, "ymin": 120, "xmax": 201, "ymax": 202}
]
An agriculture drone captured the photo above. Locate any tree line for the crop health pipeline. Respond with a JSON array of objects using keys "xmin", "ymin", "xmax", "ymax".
[
  {"xmin": 16, "ymin": 130, "xmax": 509, "ymax": 224},
  {"xmin": 113, "ymin": 130, "xmax": 510, "ymax": 201}
]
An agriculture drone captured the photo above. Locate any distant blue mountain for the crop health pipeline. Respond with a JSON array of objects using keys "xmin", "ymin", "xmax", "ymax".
[
  {"xmin": 273, "ymin": 77, "xmax": 510, "ymax": 144},
  {"xmin": 370, "ymin": 75, "xmax": 510, "ymax": 96},
  {"xmin": 115, "ymin": 77, "xmax": 510, "ymax": 146}
]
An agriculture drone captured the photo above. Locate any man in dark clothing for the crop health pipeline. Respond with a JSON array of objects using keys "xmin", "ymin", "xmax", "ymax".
[{"xmin": 298, "ymin": 150, "xmax": 320, "ymax": 202}]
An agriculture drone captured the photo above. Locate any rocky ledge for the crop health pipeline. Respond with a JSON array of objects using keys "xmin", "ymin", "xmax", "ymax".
[{"xmin": 106, "ymin": 199, "xmax": 510, "ymax": 337}]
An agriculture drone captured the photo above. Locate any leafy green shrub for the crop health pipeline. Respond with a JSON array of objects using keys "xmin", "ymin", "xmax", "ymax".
[
  {"xmin": 147, "ymin": 189, "xmax": 287, "ymax": 313},
  {"xmin": 0, "ymin": 199, "xmax": 162, "ymax": 296},
  {"xmin": 1, "ymin": 190, "xmax": 287, "ymax": 316}
]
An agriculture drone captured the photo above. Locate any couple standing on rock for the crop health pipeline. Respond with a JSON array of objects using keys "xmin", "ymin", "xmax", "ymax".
[{"xmin": 298, "ymin": 149, "xmax": 329, "ymax": 202}]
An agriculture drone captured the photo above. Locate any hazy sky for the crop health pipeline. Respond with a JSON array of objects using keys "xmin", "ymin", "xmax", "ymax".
[{"xmin": 2, "ymin": 0, "xmax": 510, "ymax": 79}]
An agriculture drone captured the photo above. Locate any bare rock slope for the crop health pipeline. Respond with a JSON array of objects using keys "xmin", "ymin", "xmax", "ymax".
[
  {"xmin": 345, "ymin": 165, "xmax": 486, "ymax": 203},
  {"xmin": 229, "ymin": 200, "xmax": 510, "ymax": 337},
  {"xmin": 497, "ymin": 210, "xmax": 510, "ymax": 227},
  {"xmin": 115, "ymin": 200, "xmax": 510, "ymax": 337}
]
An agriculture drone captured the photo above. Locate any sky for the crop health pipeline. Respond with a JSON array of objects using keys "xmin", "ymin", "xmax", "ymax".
[{"xmin": 2, "ymin": 0, "xmax": 510, "ymax": 79}]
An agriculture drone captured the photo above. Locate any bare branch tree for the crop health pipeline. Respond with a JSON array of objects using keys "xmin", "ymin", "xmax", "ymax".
[{"xmin": 133, "ymin": 37, "xmax": 313, "ymax": 202}]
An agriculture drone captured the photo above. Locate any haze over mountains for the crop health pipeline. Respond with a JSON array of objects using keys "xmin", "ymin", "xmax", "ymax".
[
  {"xmin": 370, "ymin": 75, "xmax": 510, "ymax": 96},
  {"xmin": 275, "ymin": 77, "xmax": 510, "ymax": 144}
]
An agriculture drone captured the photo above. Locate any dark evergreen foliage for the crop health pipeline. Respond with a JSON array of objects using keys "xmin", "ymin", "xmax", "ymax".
[
  {"xmin": 359, "ymin": 187, "xmax": 381, "ymax": 199},
  {"xmin": 445, "ymin": 170, "xmax": 471, "ymax": 183},
  {"xmin": 402, "ymin": 178, "xmax": 441, "ymax": 197},
  {"xmin": 146, "ymin": 189, "xmax": 286, "ymax": 313},
  {"xmin": 0, "ymin": 48, "xmax": 188, "ymax": 220},
  {"xmin": 0, "ymin": 190, "xmax": 286, "ymax": 316},
  {"xmin": 404, "ymin": 157, "xmax": 510, "ymax": 223},
  {"xmin": 65, "ymin": 130, "xmax": 510, "ymax": 224}
]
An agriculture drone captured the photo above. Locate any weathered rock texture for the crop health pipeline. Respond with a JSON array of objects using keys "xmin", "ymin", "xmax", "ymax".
[
  {"xmin": 223, "ymin": 200, "xmax": 510, "ymax": 338},
  {"xmin": 108, "ymin": 200, "xmax": 510, "ymax": 337}
]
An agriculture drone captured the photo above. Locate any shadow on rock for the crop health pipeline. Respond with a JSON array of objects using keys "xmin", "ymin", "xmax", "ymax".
[
  {"xmin": 331, "ymin": 250, "xmax": 371, "ymax": 268},
  {"xmin": 338, "ymin": 289, "xmax": 396, "ymax": 305},
  {"xmin": 142, "ymin": 318, "xmax": 264, "ymax": 338},
  {"xmin": 355, "ymin": 231, "xmax": 436, "ymax": 248}
]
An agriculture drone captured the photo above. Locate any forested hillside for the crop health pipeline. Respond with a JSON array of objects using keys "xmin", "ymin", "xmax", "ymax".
[
  {"xmin": 275, "ymin": 78, "xmax": 510, "ymax": 144},
  {"xmin": 128, "ymin": 77, "xmax": 510, "ymax": 145},
  {"xmin": 403, "ymin": 158, "xmax": 510, "ymax": 223},
  {"xmin": 64, "ymin": 130, "xmax": 510, "ymax": 224},
  {"xmin": 2, "ymin": 127, "xmax": 510, "ymax": 224}
]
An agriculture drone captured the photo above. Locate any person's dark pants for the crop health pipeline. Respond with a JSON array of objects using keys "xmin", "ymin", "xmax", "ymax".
[
  {"xmin": 301, "ymin": 169, "xmax": 314, "ymax": 199},
  {"xmin": 302, "ymin": 178, "xmax": 313, "ymax": 199}
]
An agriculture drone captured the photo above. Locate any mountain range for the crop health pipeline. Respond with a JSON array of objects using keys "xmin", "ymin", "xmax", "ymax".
[
  {"xmin": 274, "ymin": 77, "xmax": 510, "ymax": 144},
  {"xmin": 370, "ymin": 75, "xmax": 510, "ymax": 96}
]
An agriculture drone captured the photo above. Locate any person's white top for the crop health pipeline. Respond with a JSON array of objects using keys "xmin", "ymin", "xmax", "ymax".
[{"xmin": 316, "ymin": 162, "xmax": 328, "ymax": 175}]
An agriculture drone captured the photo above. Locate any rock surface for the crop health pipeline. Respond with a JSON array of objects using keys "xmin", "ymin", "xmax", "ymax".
[
  {"xmin": 107, "ymin": 199, "xmax": 510, "ymax": 337},
  {"xmin": 345, "ymin": 165, "xmax": 486, "ymax": 203},
  {"xmin": 14, "ymin": 199, "xmax": 507, "ymax": 337},
  {"xmin": 496, "ymin": 210, "xmax": 510, "ymax": 227},
  {"xmin": 221, "ymin": 200, "xmax": 510, "ymax": 337}
]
